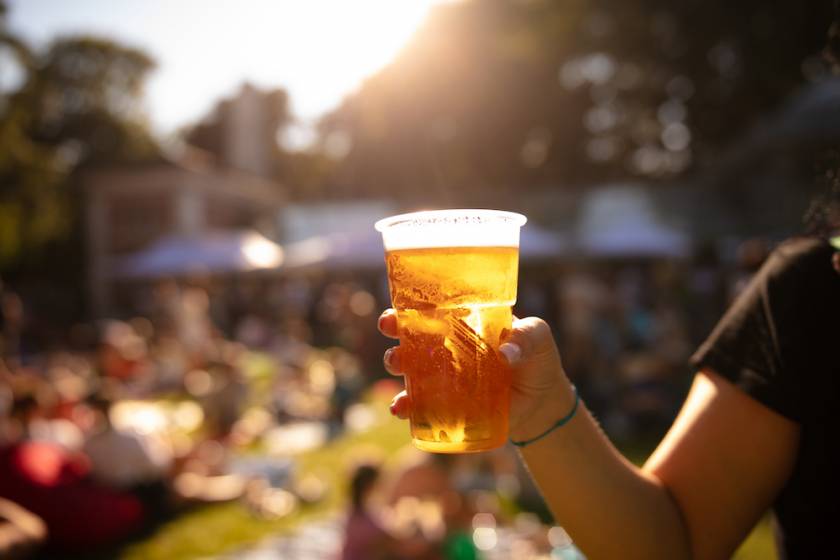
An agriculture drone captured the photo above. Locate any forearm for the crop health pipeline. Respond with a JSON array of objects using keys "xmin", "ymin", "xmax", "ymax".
[
  {"xmin": 0, "ymin": 523, "xmax": 39, "ymax": 560},
  {"xmin": 516, "ymin": 383, "xmax": 691, "ymax": 560}
]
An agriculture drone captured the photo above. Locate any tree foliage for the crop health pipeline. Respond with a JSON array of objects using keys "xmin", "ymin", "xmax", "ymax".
[
  {"xmin": 318, "ymin": 0, "xmax": 834, "ymax": 202},
  {"xmin": 0, "ymin": 11, "xmax": 158, "ymax": 268}
]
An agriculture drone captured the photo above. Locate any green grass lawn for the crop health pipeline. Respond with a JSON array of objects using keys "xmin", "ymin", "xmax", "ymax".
[
  {"xmin": 735, "ymin": 516, "xmax": 777, "ymax": 560},
  {"xmin": 120, "ymin": 401, "xmax": 412, "ymax": 560}
]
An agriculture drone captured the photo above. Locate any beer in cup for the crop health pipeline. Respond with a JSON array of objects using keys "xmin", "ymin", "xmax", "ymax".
[{"xmin": 376, "ymin": 209, "xmax": 526, "ymax": 453}]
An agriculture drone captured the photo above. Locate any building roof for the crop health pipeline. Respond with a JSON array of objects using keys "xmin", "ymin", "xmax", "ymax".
[{"xmin": 82, "ymin": 146, "xmax": 285, "ymax": 207}]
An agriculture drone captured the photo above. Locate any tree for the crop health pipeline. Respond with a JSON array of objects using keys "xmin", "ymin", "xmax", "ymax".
[
  {"xmin": 0, "ymin": 6, "xmax": 60, "ymax": 266},
  {"xmin": 317, "ymin": 0, "xmax": 834, "ymax": 203},
  {"xmin": 0, "ymin": 26, "xmax": 158, "ymax": 269},
  {"xmin": 25, "ymin": 36, "xmax": 157, "ymax": 164}
]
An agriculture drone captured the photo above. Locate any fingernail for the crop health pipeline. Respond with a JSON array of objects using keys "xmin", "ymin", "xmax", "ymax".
[
  {"xmin": 384, "ymin": 347, "xmax": 394, "ymax": 368},
  {"xmin": 389, "ymin": 401, "xmax": 397, "ymax": 416},
  {"xmin": 499, "ymin": 342, "xmax": 522, "ymax": 365}
]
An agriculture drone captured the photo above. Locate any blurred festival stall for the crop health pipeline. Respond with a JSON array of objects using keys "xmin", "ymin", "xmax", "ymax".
[
  {"xmin": 115, "ymin": 231, "xmax": 284, "ymax": 279},
  {"xmin": 575, "ymin": 185, "xmax": 689, "ymax": 259},
  {"xmin": 281, "ymin": 220, "xmax": 570, "ymax": 271}
]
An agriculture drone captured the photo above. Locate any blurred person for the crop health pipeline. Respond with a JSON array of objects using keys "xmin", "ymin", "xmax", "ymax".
[
  {"xmin": 279, "ymin": 277, "xmax": 315, "ymax": 319},
  {"xmin": 0, "ymin": 279, "xmax": 8, "ymax": 357},
  {"xmin": 0, "ymin": 381, "xmax": 15, "ymax": 446},
  {"xmin": 341, "ymin": 464, "xmax": 392, "ymax": 560},
  {"xmin": 82, "ymin": 387, "xmax": 243, "ymax": 514},
  {"xmin": 0, "ymin": 398, "xmax": 145, "ymax": 554},
  {"xmin": 728, "ymin": 237, "xmax": 771, "ymax": 302},
  {"xmin": 178, "ymin": 286, "xmax": 215, "ymax": 358},
  {"xmin": 150, "ymin": 332, "xmax": 190, "ymax": 391},
  {"xmin": 329, "ymin": 349, "xmax": 365, "ymax": 435},
  {"xmin": 149, "ymin": 280, "xmax": 180, "ymax": 335},
  {"xmin": 341, "ymin": 464, "xmax": 441, "ymax": 560},
  {"xmin": 82, "ymin": 392, "xmax": 172, "ymax": 510},
  {"xmin": 98, "ymin": 321, "xmax": 150, "ymax": 381},
  {"xmin": 154, "ymin": 283, "xmax": 215, "ymax": 365},
  {"xmin": 0, "ymin": 290, "xmax": 26, "ymax": 367},
  {"xmin": 192, "ymin": 359, "xmax": 248, "ymax": 441},
  {"xmin": 388, "ymin": 452, "xmax": 457, "ymax": 506},
  {"xmin": 615, "ymin": 350, "xmax": 676, "ymax": 438},
  {"xmin": 386, "ymin": 452, "xmax": 477, "ymax": 560},
  {"xmin": 270, "ymin": 316, "xmax": 314, "ymax": 368},
  {"xmin": 0, "ymin": 498, "xmax": 46, "ymax": 560},
  {"xmin": 10, "ymin": 386, "xmax": 84, "ymax": 452},
  {"xmin": 235, "ymin": 312, "xmax": 271, "ymax": 349},
  {"xmin": 649, "ymin": 303, "xmax": 691, "ymax": 367},
  {"xmin": 555, "ymin": 271, "xmax": 609, "ymax": 384},
  {"xmin": 686, "ymin": 243, "xmax": 728, "ymax": 344}
]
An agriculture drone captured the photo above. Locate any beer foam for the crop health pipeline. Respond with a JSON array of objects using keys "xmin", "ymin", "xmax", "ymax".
[{"xmin": 375, "ymin": 209, "xmax": 526, "ymax": 250}]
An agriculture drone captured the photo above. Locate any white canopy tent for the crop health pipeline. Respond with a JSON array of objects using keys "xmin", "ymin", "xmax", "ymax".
[
  {"xmin": 282, "ymin": 223, "xmax": 569, "ymax": 272},
  {"xmin": 575, "ymin": 186, "xmax": 690, "ymax": 258},
  {"xmin": 113, "ymin": 230, "xmax": 284, "ymax": 279}
]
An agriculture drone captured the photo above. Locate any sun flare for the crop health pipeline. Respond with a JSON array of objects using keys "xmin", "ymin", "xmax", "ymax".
[{"xmin": 145, "ymin": 0, "xmax": 455, "ymax": 131}]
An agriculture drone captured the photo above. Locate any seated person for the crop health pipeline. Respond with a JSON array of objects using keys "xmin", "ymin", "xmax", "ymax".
[{"xmin": 341, "ymin": 464, "xmax": 440, "ymax": 560}]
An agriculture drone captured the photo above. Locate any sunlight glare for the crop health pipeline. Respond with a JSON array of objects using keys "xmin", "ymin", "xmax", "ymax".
[
  {"xmin": 147, "ymin": 0, "xmax": 454, "ymax": 132},
  {"xmin": 242, "ymin": 233, "xmax": 284, "ymax": 268}
]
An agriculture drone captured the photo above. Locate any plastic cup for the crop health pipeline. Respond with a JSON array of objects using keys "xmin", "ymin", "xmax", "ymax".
[{"xmin": 375, "ymin": 209, "xmax": 526, "ymax": 453}]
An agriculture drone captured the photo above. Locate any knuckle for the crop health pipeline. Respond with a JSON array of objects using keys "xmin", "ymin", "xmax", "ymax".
[
  {"xmin": 526, "ymin": 317, "xmax": 552, "ymax": 339},
  {"xmin": 517, "ymin": 316, "xmax": 555, "ymax": 355}
]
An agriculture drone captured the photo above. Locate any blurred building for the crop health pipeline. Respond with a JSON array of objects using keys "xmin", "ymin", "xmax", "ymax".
[
  {"xmin": 186, "ymin": 83, "xmax": 287, "ymax": 179},
  {"xmin": 280, "ymin": 201, "xmax": 395, "ymax": 243},
  {"xmin": 82, "ymin": 149, "xmax": 285, "ymax": 317}
]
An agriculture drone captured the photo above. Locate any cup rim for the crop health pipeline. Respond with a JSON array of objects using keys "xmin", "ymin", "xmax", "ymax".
[{"xmin": 374, "ymin": 209, "xmax": 527, "ymax": 232}]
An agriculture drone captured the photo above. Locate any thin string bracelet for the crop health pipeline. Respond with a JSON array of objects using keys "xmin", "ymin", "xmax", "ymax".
[{"xmin": 510, "ymin": 385, "xmax": 580, "ymax": 448}]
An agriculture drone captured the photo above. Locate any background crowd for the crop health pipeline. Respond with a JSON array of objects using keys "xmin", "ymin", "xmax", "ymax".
[{"xmin": 0, "ymin": 237, "xmax": 770, "ymax": 558}]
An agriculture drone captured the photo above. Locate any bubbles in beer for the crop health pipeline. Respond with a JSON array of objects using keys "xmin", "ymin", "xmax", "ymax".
[{"xmin": 386, "ymin": 246, "xmax": 517, "ymax": 453}]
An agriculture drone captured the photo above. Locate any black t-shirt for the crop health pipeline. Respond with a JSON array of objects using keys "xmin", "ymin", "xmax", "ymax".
[{"xmin": 691, "ymin": 237, "xmax": 840, "ymax": 559}]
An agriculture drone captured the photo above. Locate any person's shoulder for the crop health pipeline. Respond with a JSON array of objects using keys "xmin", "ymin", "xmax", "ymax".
[
  {"xmin": 753, "ymin": 237, "xmax": 840, "ymax": 325},
  {"xmin": 774, "ymin": 236, "xmax": 833, "ymax": 262},
  {"xmin": 764, "ymin": 237, "xmax": 835, "ymax": 284}
]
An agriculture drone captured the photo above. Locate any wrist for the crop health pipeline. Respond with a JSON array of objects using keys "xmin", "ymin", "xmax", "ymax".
[{"xmin": 509, "ymin": 379, "xmax": 577, "ymax": 443}]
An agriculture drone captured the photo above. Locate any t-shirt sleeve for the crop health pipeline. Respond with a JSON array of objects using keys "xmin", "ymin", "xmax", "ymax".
[{"xmin": 690, "ymin": 238, "xmax": 836, "ymax": 422}]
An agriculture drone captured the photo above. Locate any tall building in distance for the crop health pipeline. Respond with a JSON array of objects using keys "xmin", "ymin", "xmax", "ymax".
[{"xmin": 187, "ymin": 83, "xmax": 288, "ymax": 179}]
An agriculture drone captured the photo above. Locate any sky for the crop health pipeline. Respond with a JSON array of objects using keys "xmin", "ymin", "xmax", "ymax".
[{"xmin": 6, "ymin": 0, "xmax": 450, "ymax": 140}]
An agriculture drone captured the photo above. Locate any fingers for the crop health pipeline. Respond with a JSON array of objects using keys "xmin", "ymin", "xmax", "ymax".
[
  {"xmin": 377, "ymin": 309, "xmax": 399, "ymax": 338},
  {"xmin": 383, "ymin": 346, "xmax": 404, "ymax": 376},
  {"xmin": 380, "ymin": 310, "xmax": 404, "ymax": 376},
  {"xmin": 499, "ymin": 316, "xmax": 559, "ymax": 367},
  {"xmin": 389, "ymin": 390, "xmax": 410, "ymax": 419},
  {"xmin": 380, "ymin": 310, "xmax": 408, "ymax": 418}
]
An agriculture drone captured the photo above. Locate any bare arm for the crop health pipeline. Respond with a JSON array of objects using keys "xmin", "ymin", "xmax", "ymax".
[
  {"xmin": 645, "ymin": 369, "xmax": 799, "ymax": 558},
  {"xmin": 513, "ymin": 363, "xmax": 691, "ymax": 559},
  {"xmin": 381, "ymin": 312, "xmax": 800, "ymax": 560},
  {"xmin": 507, "ymin": 317, "xmax": 799, "ymax": 560},
  {"xmin": 518, "ymin": 367, "xmax": 798, "ymax": 559}
]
